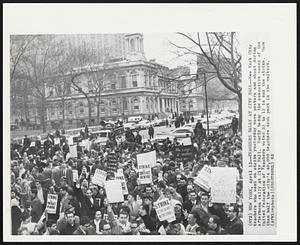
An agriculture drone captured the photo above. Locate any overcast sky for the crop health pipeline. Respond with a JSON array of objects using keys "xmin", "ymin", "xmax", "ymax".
[{"xmin": 143, "ymin": 33, "xmax": 198, "ymax": 73}]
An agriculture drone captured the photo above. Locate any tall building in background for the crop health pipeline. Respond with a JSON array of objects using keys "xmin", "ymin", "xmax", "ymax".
[{"xmin": 58, "ymin": 33, "xmax": 127, "ymax": 62}]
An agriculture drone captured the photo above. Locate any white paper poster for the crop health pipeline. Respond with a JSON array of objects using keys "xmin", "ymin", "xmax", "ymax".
[
  {"xmin": 92, "ymin": 169, "xmax": 107, "ymax": 187},
  {"xmin": 72, "ymin": 169, "xmax": 78, "ymax": 182},
  {"xmin": 194, "ymin": 165, "xmax": 212, "ymax": 192},
  {"xmin": 136, "ymin": 152, "xmax": 154, "ymax": 184},
  {"xmin": 137, "ymin": 150, "xmax": 156, "ymax": 167},
  {"xmin": 46, "ymin": 194, "xmax": 58, "ymax": 214},
  {"xmin": 54, "ymin": 138, "xmax": 60, "ymax": 145},
  {"xmin": 115, "ymin": 169, "xmax": 129, "ymax": 195},
  {"xmin": 105, "ymin": 179, "xmax": 124, "ymax": 203},
  {"xmin": 154, "ymin": 198, "xmax": 176, "ymax": 222},
  {"xmin": 67, "ymin": 137, "xmax": 74, "ymax": 145},
  {"xmin": 210, "ymin": 167, "xmax": 237, "ymax": 204},
  {"xmin": 181, "ymin": 137, "xmax": 192, "ymax": 146},
  {"xmin": 69, "ymin": 145, "xmax": 77, "ymax": 158}
]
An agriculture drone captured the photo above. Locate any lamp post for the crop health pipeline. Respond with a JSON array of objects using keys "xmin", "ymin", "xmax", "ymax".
[{"xmin": 203, "ymin": 72, "xmax": 210, "ymax": 135}]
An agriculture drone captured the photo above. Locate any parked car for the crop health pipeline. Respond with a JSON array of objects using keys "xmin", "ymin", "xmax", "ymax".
[
  {"xmin": 157, "ymin": 127, "xmax": 194, "ymax": 138},
  {"xmin": 137, "ymin": 120, "xmax": 153, "ymax": 129},
  {"xmin": 124, "ymin": 122, "xmax": 139, "ymax": 131}
]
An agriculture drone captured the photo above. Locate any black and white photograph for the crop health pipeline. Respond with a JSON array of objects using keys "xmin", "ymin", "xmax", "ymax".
[
  {"xmin": 3, "ymin": 3, "xmax": 296, "ymax": 242},
  {"xmin": 9, "ymin": 32, "xmax": 243, "ymax": 236}
]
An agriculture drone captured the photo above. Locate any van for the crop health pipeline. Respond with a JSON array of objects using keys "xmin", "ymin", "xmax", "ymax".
[{"xmin": 127, "ymin": 116, "xmax": 143, "ymax": 123}]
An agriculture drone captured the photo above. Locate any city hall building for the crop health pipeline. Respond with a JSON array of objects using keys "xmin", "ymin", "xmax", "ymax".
[{"xmin": 45, "ymin": 33, "xmax": 182, "ymax": 128}]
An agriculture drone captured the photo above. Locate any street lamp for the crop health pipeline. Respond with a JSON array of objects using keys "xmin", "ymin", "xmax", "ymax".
[{"xmin": 197, "ymin": 68, "xmax": 210, "ymax": 135}]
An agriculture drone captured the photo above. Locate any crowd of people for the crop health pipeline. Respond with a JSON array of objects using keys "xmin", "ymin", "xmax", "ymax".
[{"xmin": 10, "ymin": 117, "xmax": 243, "ymax": 236}]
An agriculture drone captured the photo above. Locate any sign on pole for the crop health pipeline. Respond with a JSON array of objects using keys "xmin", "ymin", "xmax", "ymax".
[
  {"xmin": 115, "ymin": 169, "xmax": 128, "ymax": 195},
  {"xmin": 105, "ymin": 179, "xmax": 124, "ymax": 203},
  {"xmin": 153, "ymin": 198, "xmax": 176, "ymax": 222},
  {"xmin": 194, "ymin": 165, "xmax": 212, "ymax": 192},
  {"xmin": 136, "ymin": 152, "xmax": 153, "ymax": 185},
  {"xmin": 92, "ymin": 169, "xmax": 107, "ymax": 187},
  {"xmin": 210, "ymin": 167, "xmax": 237, "ymax": 203},
  {"xmin": 69, "ymin": 145, "xmax": 77, "ymax": 158},
  {"xmin": 46, "ymin": 194, "xmax": 58, "ymax": 214}
]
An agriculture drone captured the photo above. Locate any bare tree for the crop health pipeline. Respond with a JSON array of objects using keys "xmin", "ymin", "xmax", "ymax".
[{"xmin": 171, "ymin": 32, "xmax": 242, "ymax": 130}]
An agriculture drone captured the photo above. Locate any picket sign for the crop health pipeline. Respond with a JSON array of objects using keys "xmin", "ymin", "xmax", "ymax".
[
  {"xmin": 136, "ymin": 152, "xmax": 153, "ymax": 185},
  {"xmin": 54, "ymin": 138, "xmax": 60, "ymax": 145},
  {"xmin": 67, "ymin": 137, "xmax": 74, "ymax": 145},
  {"xmin": 105, "ymin": 179, "xmax": 124, "ymax": 203},
  {"xmin": 115, "ymin": 169, "xmax": 129, "ymax": 195},
  {"xmin": 153, "ymin": 198, "xmax": 176, "ymax": 222},
  {"xmin": 46, "ymin": 194, "xmax": 58, "ymax": 214},
  {"xmin": 72, "ymin": 169, "xmax": 79, "ymax": 182},
  {"xmin": 69, "ymin": 145, "xmax": 77, "ymax": 158},
  {"xmin": 194, "ymin": 165, "xmax": 212, "ymax": 192},
  {"xmin": 210, "ymin": 167, "xmax": 237, "ymax": 203},
  {"xmin": 92, "ymin": 169, "xmax": 107, "ymax": 187},
  {"xmin": 180, "ymin": 137, "xmax": 192, "ymax": 146}
]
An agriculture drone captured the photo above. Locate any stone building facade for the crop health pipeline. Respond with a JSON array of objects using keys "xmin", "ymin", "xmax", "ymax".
[{"xmin": 45, "ymin": 33, "xmax": 180, "ymax": 128}]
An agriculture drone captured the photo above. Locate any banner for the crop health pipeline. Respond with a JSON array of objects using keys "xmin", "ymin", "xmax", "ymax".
[
  {"xmin": 136, "ymin": 152, "xmax": 153, "ymax": 185},
  {"xmin": 137, "ymin": 150, "xmax": 157, "ymax": 168},
  {"xmin": 115, "ymin": 169, "xmax": 128, "ymax": 195},
  {"xmin": 194, "ymin": 165, "xmax": 212, "ymax": 192},
  {"xmin": 107, "ymin": 153, "xmax": 118, "ymax": 174},
  {"xmin": 174, "ymin": 145, "xmax": 194, "ymax": 163},
  {"xmin": 69, "ymin": 145, "xmax": 77, "ymax": 158},
  {"xmin": 153, "ymin": 198, "xmax": 176, "ymax": 222},
  {"xmin": 92, "ymin": 169, "xmax": 107, "ymax": 187},
  {"xmin": 72, "ymin": 169, "xmax": 78, "ymax": 182},
  {"xmin": 210, "ymin": 167, "xmax": 237, "ymax": 203},
  {"xmin": 105, "ymin": 180, "xmax": 124, "ymax": 203},
  {"xmin": 46, "ymin": 194, "xmax": 58, "ymax": 214}
]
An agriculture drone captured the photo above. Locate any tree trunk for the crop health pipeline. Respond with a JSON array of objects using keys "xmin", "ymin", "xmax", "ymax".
[
  {"xmin": 97, "ymin": 100, "xmax": 100, "ymax": 124},
  {"xmin": 40, "ymin": 97, "xmax": 46, "ymax": 133},
  {"xmin": 237, "ymin": 92, "xmax": 242, "ymax": 131},
  {"xmin": 62, "ymin": 96, "xmax": 65, "ymax": 129},
  {"xmin": 87, "ymin": 97, "xmax": 92, "ymax": 125}
]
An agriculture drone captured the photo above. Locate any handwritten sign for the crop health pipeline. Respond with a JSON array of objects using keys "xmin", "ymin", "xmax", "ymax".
[
  {"xmin": 69, "ymin": 145, "xmax": 77, "ymax": 158},
  {"xmin": 194, "ymin": 165, "xmax": 212, "ymax": 192},
  {"xmin": 72, "ymin": 169, "xmax": 78, "ymax": 182},
  {"xmin": 92, "ymin": 169, "xmax": 107, "ymax": 187},
  {"xmin": 136, "ymin": 152, "xmax": 153, "ymax": 185},
  {"xmin": 115, "ymin": 169, "xmax": 128, "ymax": 195},
  {"xmin": 46, "ymin": 194, "xmax": 58, "ymax": 214},
  {"xmin": 137, "ymin": 150, "xmax": 156, "ymax": 168},
  {"xmin": 107, "ymin": 153, "xmax": 118, "ymax": 175},
  {"xmin": 154, "ymin": 198, "xmax": 176, "ymax": 222},
  {"xmin": 210, "ymin": 167, "xmax": 237, "ymax": 203},
  {"xmin": 180, "ymin": 137, "xmax": 192, "ymax": 146},
  {"xmin": 174, "ymin": 145, "xmax": 194, "ymax": 163},
  {"xmin": 105, "ymin": 180, "xmax": 124, "ymax": 203}
]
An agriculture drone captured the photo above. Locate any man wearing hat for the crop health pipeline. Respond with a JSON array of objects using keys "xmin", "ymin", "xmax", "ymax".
[{"xmin": 57, "ymin": 205, "xmax": 80, "ymax": 234}]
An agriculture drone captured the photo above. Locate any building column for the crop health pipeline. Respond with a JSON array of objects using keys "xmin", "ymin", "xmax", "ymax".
[{"xmin": 161, "ymin": 98, "xmax": 165, "ymax": 113}]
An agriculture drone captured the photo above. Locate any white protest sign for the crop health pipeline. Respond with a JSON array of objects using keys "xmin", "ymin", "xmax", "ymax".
[
  {"xmin": 136, "ymin": 152, "xmax": 154, "ymax": 184},
  {"xmin": 92, "ymin": 169, "xmax": 107, "ymax": 187},
  {"xmin": 72, "ymin": 170, "xmax": 78, "ymax": 182},
  {"xmin": 154, "ymin": 198, "xmax": 176, "ymax": 222},
  {"xmin": 115, "ymin": 169, "xmax": 128, "ymax": 195},
  {"xmin": 54, "ymin": 138, "xmax": 60, "ymax": 145},
  {"xmin": 137, "ymin": 150, "xmax": 156, "ymax": 167},
  {"xmin": 69, "ymin": 145, "xmax": 77, "ymax": 158},
  {"xmin": 194, "ymin": 165, "xmax": 212, "ymax": 192},
  {"xmin": 80, "ymin": 139, "xmax": 91, "ymax": 151},
  {"xmin": 46, "ymin": 194, "xmax": 58, "ymax": 214},
  {"xmin": 180, "ymin": 137, "xmax": 192, "ymax": 146},
  {"xmin": 210, "ymin": 167, "xmax": 237, "ymax": 203},
  {"xmin": 67, "ymin": 137, "xmax": 74, "ymax": 145},
  {"xmin": 105, "ymin": 179, "xmax": 124, "ymax": 203}
]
